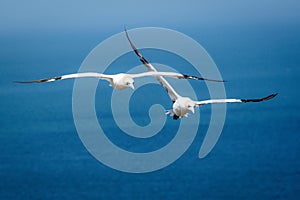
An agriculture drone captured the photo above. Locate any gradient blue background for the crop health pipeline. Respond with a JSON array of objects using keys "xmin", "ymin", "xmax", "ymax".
[{"xmin": 1, "ymin": 0, "xmax": 299, "ymax": 199}]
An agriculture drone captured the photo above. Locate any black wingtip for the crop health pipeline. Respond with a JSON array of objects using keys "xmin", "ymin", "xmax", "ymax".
[
  {"xmin": 124, "ymin": 27, "xmax": 129, "ymax": 37},
  {"xmin": 14, "ymin": 80, "xmax": 47, "ymax": 84},
  {"xmin": 14, "ymin": 76, "xmax": 62, "ymax": 84},
  {"xmin": 241, "ymin": 93, "xmax": 278, "ymax": 103},
  {"xmin": 125, "ymin": 29, "xmax": 151, "ymax": 65},
  {"xmin": 204, "ymin": 78, "xmax": 225, "ymax": 82},
  {"xmin": 182, "ymin": 74, "xmax": 225, "ymax": 82}
]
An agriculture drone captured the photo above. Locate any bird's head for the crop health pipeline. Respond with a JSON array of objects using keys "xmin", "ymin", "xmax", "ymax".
[
  {"xmin": 187, "ymin": 103, "xmax": 195, "ymax": 113},
  {"xmin": 124, "ymin": 77, "xmax": 135, "ymax": 90},
  {"xmin": 184, "ymin": 99, "xmax": 196, "ymax": 114}
]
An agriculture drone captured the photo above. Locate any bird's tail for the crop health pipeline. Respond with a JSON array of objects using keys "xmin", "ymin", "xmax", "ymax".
[
  {"xmin": 165, "ymin": 110, "xmax": 174, "ymax": 116},
  {"xmin": 165, "ymin": 110, "xmax": 180, "ymax": 120}
]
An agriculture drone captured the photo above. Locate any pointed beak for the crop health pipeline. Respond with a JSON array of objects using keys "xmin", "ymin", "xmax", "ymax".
[
  {"xmin": 130, "ymin": 84, "xmax": 135, "ymax": 90},
  {"xmin": 189, "ymin": 107, "xmax": 195, "ymax": 114}
]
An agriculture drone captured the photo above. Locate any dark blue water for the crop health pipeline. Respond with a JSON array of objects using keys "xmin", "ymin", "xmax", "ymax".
[{"xmin": 0, "ymin": 26, "xmax": 299, "ymax": 199}]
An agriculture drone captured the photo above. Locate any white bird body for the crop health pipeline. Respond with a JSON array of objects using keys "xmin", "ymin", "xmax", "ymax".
[
  {"xmin": 125, "ymin": 29, "xmax": 277, "ymax": 120},
  {"xmin": 109, "ymin": 73, "xmax": 135, "ymax": 90},
  {"xmin": 172, "ymin": 97, "xmax": 195, "ymax": 117}
]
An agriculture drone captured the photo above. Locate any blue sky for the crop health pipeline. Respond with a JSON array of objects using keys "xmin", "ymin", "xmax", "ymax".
[{"xmin": 1, "ymin": 0, "xmax": 299, "ymax": 34}]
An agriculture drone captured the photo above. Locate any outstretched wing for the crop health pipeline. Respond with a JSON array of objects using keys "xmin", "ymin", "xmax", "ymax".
[
  {"xmin": 125, "ymin": 29, "xmax": 180, "ymax": 102},
  {"xmin": 15, "ymin": 72, "xmax": 113, "ymax": 83},
  {"xmin": 196, "ymin": 93, "xmax": 278, "ymax": 106},
  {"xmin": 130, "ymin": 71, "xmax": 224, "ymax": 82}
]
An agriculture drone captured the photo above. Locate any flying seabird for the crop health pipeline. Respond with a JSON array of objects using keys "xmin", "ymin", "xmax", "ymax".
[
  {"xmin": 125, "ymin": 29, "xmax": 277, "ymax": 119},
  {"xmin": 15, "ymin": 71, "xmax": 223, "ymax": 91}
]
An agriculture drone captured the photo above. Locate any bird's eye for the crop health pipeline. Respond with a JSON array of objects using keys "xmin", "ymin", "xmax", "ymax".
[
  {"xmin": 126, "ymin": 82, "xmax": 130, "ymax": 85},
  {"xmin": 187, "ymin": 105, "xmax": 191, "ymax": 108}
]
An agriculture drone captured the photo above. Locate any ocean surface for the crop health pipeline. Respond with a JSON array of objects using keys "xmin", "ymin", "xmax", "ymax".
[{"xmin": 0, "ymin": 26, "xmax": 299, "ymax": 199}]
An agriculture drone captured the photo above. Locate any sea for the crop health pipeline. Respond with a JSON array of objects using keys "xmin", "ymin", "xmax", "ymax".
[{"xmin": 0, "ymin": 25, "xmax": 299, "ymax": 199}]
